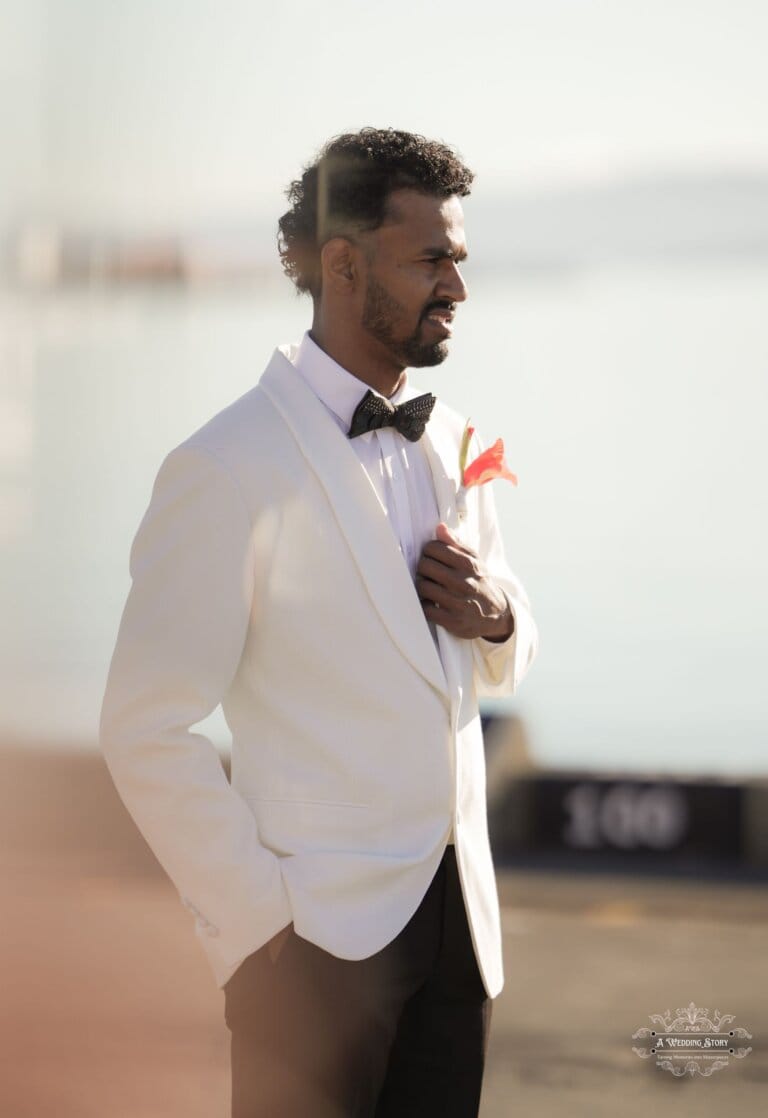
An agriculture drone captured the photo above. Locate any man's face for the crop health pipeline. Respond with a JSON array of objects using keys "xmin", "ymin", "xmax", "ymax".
[{"xmin": 359, "ymin": 190, "xmax": 469, "ymax": 369}]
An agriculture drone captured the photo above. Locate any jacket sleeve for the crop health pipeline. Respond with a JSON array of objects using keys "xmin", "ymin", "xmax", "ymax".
[
  {"xmin": 99, "ymin": 445, "xmax": 292, "ymax": 980},
  {"xmin": 469, "ymin": 437, "xmax": 539, "ymax": 699}
]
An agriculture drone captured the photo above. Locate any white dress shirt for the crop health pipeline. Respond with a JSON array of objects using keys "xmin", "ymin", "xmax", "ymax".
[{"xmin": 292, "ymin": 331, "xmax": 441, "ymax": 582}]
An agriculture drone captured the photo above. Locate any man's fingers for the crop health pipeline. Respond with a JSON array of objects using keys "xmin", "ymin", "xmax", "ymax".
[
  {"xmin": 421, "ymin": 602, "xmax": 444, "ymax": 627},
  {"xmin": 422, "ymin": 601, "xmax": 446, "ymax": 628},
  {"xmin": 416, "ymin": 555, "xmax": 472, "ymax": 593},
  {"xmin": 435, "ymin": 522, "xmax": 465, "ymax": 549},
  {"xmin": 420, "ymin": 539, "xmax": 477, "ymax": 573},
  {"xmin": 415, "ymin": 576, "xmax": 463, "ymax": 612}
]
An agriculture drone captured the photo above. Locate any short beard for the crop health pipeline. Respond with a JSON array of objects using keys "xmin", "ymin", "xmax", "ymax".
[{"xmin": 361, "ymin": 275, "xmax": 449, "ymax": 368}]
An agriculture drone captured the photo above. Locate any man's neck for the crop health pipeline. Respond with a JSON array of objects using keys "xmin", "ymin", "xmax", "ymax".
[{"xmin": 309, "ymin": 323, "xmax": 405, "ymax": 398}]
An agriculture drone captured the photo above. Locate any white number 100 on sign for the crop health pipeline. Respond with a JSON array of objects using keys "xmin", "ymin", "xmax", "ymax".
[{"xmin": 562, "ymin": 783, "xmax": 689, "ymax": 850}]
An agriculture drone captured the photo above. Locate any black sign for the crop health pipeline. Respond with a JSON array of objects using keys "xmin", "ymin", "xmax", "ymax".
[{"xmin": 489, "ymin": 775, "xmax": 744, "ymax": 872}]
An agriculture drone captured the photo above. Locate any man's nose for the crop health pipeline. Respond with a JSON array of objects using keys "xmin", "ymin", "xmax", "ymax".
[{"xmin": 438, "ymin": 260, "xmax": 468, "ymax": 303}]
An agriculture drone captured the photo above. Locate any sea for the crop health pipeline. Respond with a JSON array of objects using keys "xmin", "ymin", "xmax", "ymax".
[{"xmin": 1, "ymin": 257, "xmax": 766, "ymax": 776}]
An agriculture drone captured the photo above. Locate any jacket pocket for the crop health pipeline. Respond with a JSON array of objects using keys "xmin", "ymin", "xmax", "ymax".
[{"xmin": 246, "ymin": 797, "xmax": 370, "ymax": 857}]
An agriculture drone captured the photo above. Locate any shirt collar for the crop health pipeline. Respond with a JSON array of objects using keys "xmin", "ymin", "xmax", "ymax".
[{"xmin": 292, "ymin": 331, "xmax": 418, "ymax": 432}]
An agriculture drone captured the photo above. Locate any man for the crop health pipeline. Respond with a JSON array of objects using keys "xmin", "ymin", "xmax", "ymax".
[{"xmin": 100, "ymin": 128, "xmax": 538, "ymax": 1118}]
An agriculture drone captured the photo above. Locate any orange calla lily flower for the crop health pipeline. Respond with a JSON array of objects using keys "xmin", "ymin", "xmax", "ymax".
[{"xmin": 462, "ymin": 438, "xmax": 518, "ymax": 489}]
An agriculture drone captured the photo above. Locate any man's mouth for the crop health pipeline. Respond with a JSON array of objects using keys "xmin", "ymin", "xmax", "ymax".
[{"xmin": 422, "ymin": 302, "xmax": 455, "ymax": 336}]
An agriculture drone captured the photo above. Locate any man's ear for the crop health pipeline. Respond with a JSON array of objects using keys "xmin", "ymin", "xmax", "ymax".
[{"xmin": 320, "ymin": 237, "xmax": 359, "ymax": 295}]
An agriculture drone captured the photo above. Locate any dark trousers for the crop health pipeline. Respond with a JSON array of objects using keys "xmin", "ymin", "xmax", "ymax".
[{"xmin": 223, "ymin": 846, "xmax": 492, "ymax": 1118}]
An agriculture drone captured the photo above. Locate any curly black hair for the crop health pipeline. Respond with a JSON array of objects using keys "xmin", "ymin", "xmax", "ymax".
[{"xmin": 278, "ymin": 128, "xmax": 474, "ymax": 297}]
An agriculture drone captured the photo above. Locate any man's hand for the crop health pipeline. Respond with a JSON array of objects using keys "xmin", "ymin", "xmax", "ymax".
[{"xmin": 415, "ymin": 523, "xmax": 514, "ymax": 642}]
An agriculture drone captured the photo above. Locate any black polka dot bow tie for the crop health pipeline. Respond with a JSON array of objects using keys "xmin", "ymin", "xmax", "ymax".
[{"xmin": 347, "ymin": 389, "xmax": 437, "ymax": 442}]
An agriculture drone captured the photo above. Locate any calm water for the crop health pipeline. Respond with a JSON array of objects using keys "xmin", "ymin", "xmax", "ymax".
[{"xmin": 1, "ymin": 260, "xmax": 766, "ymax": 775}]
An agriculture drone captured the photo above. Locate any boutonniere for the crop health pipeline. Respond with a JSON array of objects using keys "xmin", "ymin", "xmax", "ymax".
[{"xmin": 456, "ymin": 420, "xmax": 518, "ymax": 520}]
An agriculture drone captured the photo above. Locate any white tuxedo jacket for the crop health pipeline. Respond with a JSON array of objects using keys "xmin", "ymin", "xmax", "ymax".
[{"xmin": 100, "ymin": 344, "xmax": 538, "ymax": 997}]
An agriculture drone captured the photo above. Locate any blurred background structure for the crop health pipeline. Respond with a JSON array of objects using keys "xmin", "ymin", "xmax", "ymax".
[{"xmin": 1, "ymin": 1, "xmax": 767, "ymax": 1115}]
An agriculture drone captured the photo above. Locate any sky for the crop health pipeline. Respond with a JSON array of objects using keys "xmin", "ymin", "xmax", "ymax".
[{"xmin": 2, "ymin": 0, "xmax": 768, "ymax": 232}]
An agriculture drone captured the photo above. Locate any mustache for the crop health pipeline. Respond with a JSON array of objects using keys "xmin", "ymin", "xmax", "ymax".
[{"xmin": 420, "ymin": 299, "xmax": 455, "ymax": 320}]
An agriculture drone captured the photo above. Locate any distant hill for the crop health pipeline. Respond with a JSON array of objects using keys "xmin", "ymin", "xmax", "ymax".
[{"xmin": 6, "ymin": 171, "xmax": 768, "ymax": 286}]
